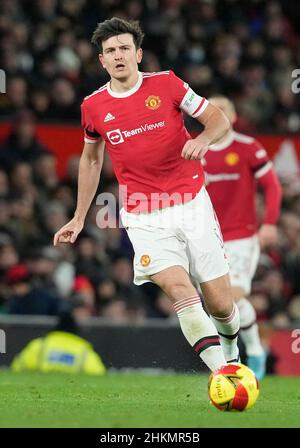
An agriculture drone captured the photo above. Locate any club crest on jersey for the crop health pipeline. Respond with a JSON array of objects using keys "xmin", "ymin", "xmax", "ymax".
[
  {"xmin": 145, "ymin": 95, "xmax": 161, "ymax": 110},
  {"xmin": 140, "ymin": 255, "xmax": 151, "ymax": 267},
  {"xmin": 225, "ymin": 152, "xmax": 239, "ymax": 166}
]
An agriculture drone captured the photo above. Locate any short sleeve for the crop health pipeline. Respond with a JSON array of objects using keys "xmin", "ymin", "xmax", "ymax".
[
  {"xmin": 169, "ymin": 70, "xmax": 209, "ymax": 117},
  {"xmin": 248, "ymin": 140, "xmax": 272, "ymax": 178},
  {"xmin": 81, "ymin": 101, "xmax": 101, "ymax": 144}
]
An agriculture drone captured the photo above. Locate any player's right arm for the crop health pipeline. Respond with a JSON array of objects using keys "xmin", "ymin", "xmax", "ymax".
[{"xmin": 53, "ymin": 139, "xmax": 105, "ymax": 246}]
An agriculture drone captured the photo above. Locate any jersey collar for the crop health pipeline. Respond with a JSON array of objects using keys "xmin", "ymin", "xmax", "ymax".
[
  {"xmin": 107, "ymin": 71, "xmax": 143, "ymax": 98},
  {"xmin": 209, "ymin": 130, "xmax": 235, "ymax": 151}
]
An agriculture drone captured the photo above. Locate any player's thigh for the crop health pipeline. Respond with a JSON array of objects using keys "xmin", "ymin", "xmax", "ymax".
[
  {"xmin": 225, "ymin": 236, "xmax": 260, "ymax": 295},
  {"xmin": 200, "ymin": 273, "xmax": 233, "ymax": 317},
  {"xmin": 183, "ymin": 187, "xmax": 229, "ymax": 283},
  {"xmin": 126, "ymin": 226, "xmax": 189, "ymax": 286}
]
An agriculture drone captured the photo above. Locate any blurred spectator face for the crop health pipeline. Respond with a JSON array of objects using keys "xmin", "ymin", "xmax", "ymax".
[
  {"xmin": 77, "ymin": 39, "xmax": 94, "ymax": 62},
  {"xmin": 99, "ymin": 34, "xmax": 142, "ymax": 81},
  {"xmin": 56, "ymin": 47, "xmax": 81, "ymax": 78},
  {"xmin": 38, "ymin": 56, "xmax": 58, "ymax": 80},
  {"xmin": 140, "ymin": 51, "xmax": 161, "ymax": 72},
  {"xmin": 288, "ymin": 295, "xmax": 300, "ymax": 321},
  {"xmin": 43, "ymin": 202, "xmax": 68, "ymax": 232},
  {"xmin": 265, "ymin": 16, "xmax": 285, "ymax": 41},
  {"xmin": 249, "ymin": 291, "xmax": 269, "ymax": 319},
  {"xmin": 270, "ymin": 312, "xmax": 290, "ymax": 329},
  {"xmin": 182, "ymin": 65, "xmax": 212, "ymax": 89},
  {"xmin": 77, "ymin": 237, "xmax": 96, "ymax": 258},
  {"xmin": 72, "ymin": 275, "xmax": 95, "ymax": 316},
  {"xmin": 52, "ymin": 184, "xmax": 74, "ymax": 211},
  {"xmin": 276, "ymin": 87, "xmax": 296, "ymax": 108},
  {"xmin": 11, "ymin": 163, "xmax": 33, "ymax": 190},
  {"xmin": 246, "ymin": 39, "xmax": 265, "ymax": 60},
  {"xmin": 6, "ymin": 263, "xmax": 31, "ymax": 296},
  {"xmin": 57, "ymin": 30, "xmax": 75, "ymax": 48},
  {"xmin": 214, "ymin": 34, "xmax": 241, "ymax": 58},
  {"xmin": 10, "ymin": 196, "xmax": 34, "ymax": 220},
  {"xmin": 97, "ymin": 279, "xmax": 117, "ymax": 302},
  {"xmin": 29, "ymin": 256, "xmax": 56, "ymax": 277},
  {"xmin": 263, "ymin": 270, "xmax": 284, "ymax": 297},
  {"xmin": 60, "ymin": 0, "xmax": 85, "ymax": 17},
  {"xmin": 66, "ymin": 156, "xmax": 80, "ymax": 182},
  {"xmin": 0, "ymin": 244, "xmax": 19, "ymax": 270},
  {"xmin": 1, "ymin": 46, "xmax": 18, "ymax": 73},
  {"xmin": 0, "ymin": 200, "xmax": 10, "ymax": 225},
  {"xmin": 7, "ymin": 77, "xmax": 27, "ymax": 108},
  {"xmin": 34, "ymin": 153, "xmax": 58, "ymax": 188},
  {"xmin": 185, "ymin": 43, "xmax": 205, "ymax": 65},
  {"xmin": 199, "ymin": 0, "xmax": 216, "ymax": 20},
  {"xmin": 51, "ymin": 79, "xmax": 76, "ymax": 106},
  {"xmin": 1, "ymin": 0, "xmax": 20, "ymax": 15},
  {"xmin": 272, "ymin": 46, "xmax": 292, "ymax": 67},
  {"xmin": 14, "ymin": 110, "xmax": 36, "ymax": 144},
  {"xmin": 31, "ymin": 89, "xmax": 50, "ymax": 114},
  {"xmin": 31, "ymin": 24, "xmax": 54, "ymax": 53},
  {"xmin": 0, "ymin": 171, "xmax": 9, "ymax": 197},
  {"xmin": 112, "ymin": 258, "xmax": 133, "ymax": 285},
  {"xmin": 126, "ymin": 0, "xmax": 143, "ymax": 19},
  {"xmin": 101, "ymin": 300, "xmax": 128, "ymax": 322},
  {"xmin": 13, "ymin": 22, "xmax": 29, "ymax": 48},
  {"xmin": 208, "ymin": 96, "xmax": 237, "ymax": 125},
  {"xmin": 280, "ymin": 212, "xmax": 300, "ymax": 245},
  {"xmin": 216, "ymin": 55, "xmax": 239, "ymax": 77},
  {"xmin": 37, "ymin": 0, "xmax": 57, "ymax": 19}
]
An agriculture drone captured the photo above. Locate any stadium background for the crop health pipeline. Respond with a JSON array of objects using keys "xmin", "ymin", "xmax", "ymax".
[{"xmin": 0, "ymin": 0, "xmax": 300, "ymax": 375}]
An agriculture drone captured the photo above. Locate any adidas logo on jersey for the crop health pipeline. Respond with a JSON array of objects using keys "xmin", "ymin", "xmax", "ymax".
[{"xmin": 104, "ymin": 112, "xmax": 115, "ymax": 122}]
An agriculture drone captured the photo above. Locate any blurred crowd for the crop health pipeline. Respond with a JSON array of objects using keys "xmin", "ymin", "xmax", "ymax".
[
  {"xmin": 0, "ymin": 0, "xmax": 300, "ymax": 132},
  {"xmin": 0, "ymin": 0, "xmax": 300, "ymax": 327}
]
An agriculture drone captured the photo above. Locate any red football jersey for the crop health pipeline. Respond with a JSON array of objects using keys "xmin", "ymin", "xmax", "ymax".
[
  {"xmin": 204, "ymin": 131, "xmax": 275, "ymax": 241},
  {"xmin": 81, "ymin": 70, "xmax": 208, "ymax": 212}
]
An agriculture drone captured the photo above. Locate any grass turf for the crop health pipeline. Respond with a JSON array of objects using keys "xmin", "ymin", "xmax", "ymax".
[{"xmin": 0, "ymin": 371, "xmax": 299, "ymax": 428}]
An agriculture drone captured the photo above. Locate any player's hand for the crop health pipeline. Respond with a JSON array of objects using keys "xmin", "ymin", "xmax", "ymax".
[
  {"xmin": 181, "ymin": 136, "xmax": 210, "ymax": 160},
  {"xmin": 258, "ymin": 224, "xmax": 278, "ymax": 249},
  {"xmin": 53, "ymin": 217, "xmax": 84, "ymax": 246}
]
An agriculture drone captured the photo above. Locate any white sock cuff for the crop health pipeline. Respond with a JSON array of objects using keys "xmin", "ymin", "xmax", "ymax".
[
  {"xmin": 212, "ymin": 303, "xmax": 238, "ymax": 324},
  {"xmin": 173, "ymin": 295, "xmax": 202, "ymax": 314}
]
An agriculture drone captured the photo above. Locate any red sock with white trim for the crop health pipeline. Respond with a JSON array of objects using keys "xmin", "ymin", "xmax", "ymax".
[
  {"xmin": 210, "ymin": 303, "xmax": 240, "ymax": 362},
  {"xmin": 173, "ymin": 295, "xmax": 227, "ymax": 372}
]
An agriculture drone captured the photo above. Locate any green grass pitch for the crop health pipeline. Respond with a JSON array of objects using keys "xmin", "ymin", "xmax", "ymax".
[{"xmin": 0, "ymin": 371, "xmax": 299, "ymax": 428}]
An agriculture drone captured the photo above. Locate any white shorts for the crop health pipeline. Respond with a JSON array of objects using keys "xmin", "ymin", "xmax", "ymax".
[
  {"xmin": 224, "ymin": 235, "xmax": 260, "ymax": 295},
  {"xmin": 120, "ymin": 187, "xmax": 229, "ymax": 285}
]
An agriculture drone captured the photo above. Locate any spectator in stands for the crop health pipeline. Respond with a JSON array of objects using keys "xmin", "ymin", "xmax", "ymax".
[
  {"xmin": 0, "ymin": 110, "xmax": 49, "ymax": 171},
  {"xmin": 5, "ymin": 263, "xmax": 61, "ymax": 315}
]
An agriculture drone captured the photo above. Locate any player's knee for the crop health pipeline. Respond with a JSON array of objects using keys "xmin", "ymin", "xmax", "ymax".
[
  {"xmin": 231, "ymin": 286, "xmax": 247, "ymax": 302},
  {"xmin": 210, "ymin": 298, "xmax": 236, "ymax": 318},
  {"xmin": 165, "ymin": 282, "xmax": 197, "ymax": 302}
]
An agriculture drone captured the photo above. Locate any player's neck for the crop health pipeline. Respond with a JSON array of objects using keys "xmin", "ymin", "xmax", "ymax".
[{"xmin": 110, "ymin": 71, "xmax": 140, "ymax": 93}]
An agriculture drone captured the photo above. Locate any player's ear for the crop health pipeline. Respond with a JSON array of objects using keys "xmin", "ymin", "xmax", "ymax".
[
  {"xmin": 231, "ymin": 110, "xmax": 238, "ymax": 125},
  {"xmin": 136, "ymin": 48, "xmax": 143, "ymax": 64},
  {"xmin": 99, "ymin": 54, "xmax": 105, "ymax": 69}
]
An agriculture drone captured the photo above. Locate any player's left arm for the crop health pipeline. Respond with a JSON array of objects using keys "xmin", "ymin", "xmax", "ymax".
[
  {"xmin": 168, "ymin": 71, "xmax": 230, "ymax": 160},
  {"xmin": 181, "ymin": 103, "xmax": 230, "ymax": 160},
  {"xmin": 251, "ymin": 146, "xmax": 282, "ymax": 248}
]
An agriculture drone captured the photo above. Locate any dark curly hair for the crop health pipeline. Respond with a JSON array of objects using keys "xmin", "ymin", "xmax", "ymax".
[{"xmin": 91, "ymin": 17, "xmax": 144, "ymax": 53}]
